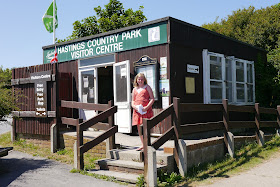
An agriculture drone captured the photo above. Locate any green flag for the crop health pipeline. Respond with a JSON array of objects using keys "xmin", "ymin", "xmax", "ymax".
[{"xmin": 42, "ymin": 1, "xmax": 58, "ymax": 33}]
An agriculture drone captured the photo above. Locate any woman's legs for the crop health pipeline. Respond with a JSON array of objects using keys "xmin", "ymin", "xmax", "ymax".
[{"xmin": 136, "ymin": 124, "xmax": 144, "ymax": 151}]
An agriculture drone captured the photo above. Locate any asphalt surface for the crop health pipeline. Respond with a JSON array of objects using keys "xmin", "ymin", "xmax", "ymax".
[
  {"xmin": 0, "ymin": 151, "xmax": 124, "ymax": 187},
  {"xmin": 0, "ymin": 118, "xmax": 124, "ymax": 187},
  {"xmin": 0, "ymin": 116, "xmax": 12, "ymax": 135}
]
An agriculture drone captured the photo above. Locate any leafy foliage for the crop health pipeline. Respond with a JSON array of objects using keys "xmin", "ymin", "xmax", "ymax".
[
  {"xmin": 0, "ymin": 67, "xmax": 19, "ymax": 119},
  {"xmin": 202, "ymin": 3, "xmax": 280, "ymax": 107},
  {"xmin": 58, "ymin": 0, "xmax": 147, "ymax": 42}
]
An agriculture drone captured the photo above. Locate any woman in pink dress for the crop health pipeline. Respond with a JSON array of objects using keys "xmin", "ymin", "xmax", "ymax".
[{"xmin": 131, "ymin": 73, "xmax": 154, "ymax": 151}]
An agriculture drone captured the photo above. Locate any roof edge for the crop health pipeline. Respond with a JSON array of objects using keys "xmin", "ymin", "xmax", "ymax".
[{"xmin": 168, "ymin": 17, "xmax": 266, "ymax": 53}]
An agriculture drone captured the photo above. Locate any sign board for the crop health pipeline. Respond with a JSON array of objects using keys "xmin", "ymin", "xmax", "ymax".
[
  {"xmin": 30, "ymin": 71, "xmax": 51, "ymax": 117},
  {"xmin": 134, "ymin": 55, "xmax": 158, "ymax": 100},
  {"xmin": 43, "ymin": 23, "xmax": 167, "ymax": 64},
  {"xmin": 187, "ymin": 64, "xmax": 199, "ymax": 74}
]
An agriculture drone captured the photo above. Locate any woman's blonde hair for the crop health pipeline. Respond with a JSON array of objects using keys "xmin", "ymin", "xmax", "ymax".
[{"xmin": 133, "ymin": 73, "xmax": 147, "ymax": 88}]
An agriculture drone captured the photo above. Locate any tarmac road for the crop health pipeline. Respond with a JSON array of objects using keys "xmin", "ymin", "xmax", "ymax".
[
  {"xmin": 0, "ymin": 151, "xmax": 124, "ymax": 187},
  {"xmin": 0, "ymin": 119, "xmax": 124, "ymax": 187}
]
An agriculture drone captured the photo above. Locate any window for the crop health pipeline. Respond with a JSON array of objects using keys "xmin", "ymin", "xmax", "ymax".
[{"xmin": 203, "ymin": 49, "xmax": 255, "ymax": 105}]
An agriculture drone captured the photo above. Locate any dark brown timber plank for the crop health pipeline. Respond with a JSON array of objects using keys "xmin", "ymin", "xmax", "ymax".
[
  {"xmin": 180, "ymin": 103, "xmax": 222, "ymax": 112},
  {"xmin": 61, "ymin": 100, "xmax": 108, "ymax": 111},
  {"xmin": 152, "ymin": 126, "xmax": 174, "ymax": 150},
  {"xmin": 80, "ymin": 106, "xmax": 117, "ymax": 131},
  {"xmin": 148, "ymin": 104, "xmax": 174, "ymax": 130},
  {"xmin": 80, "ymin": 126, "xmax": 118, "ymax": 153},
  {"xmin": 181, "ymin": 121, "xmax": 224, "ymax": 134}
]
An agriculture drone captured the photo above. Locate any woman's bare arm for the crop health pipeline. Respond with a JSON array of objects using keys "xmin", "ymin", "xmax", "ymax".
[{"xmin": 143, "ymin": 85, "xmax": 154, "ymax": 111}]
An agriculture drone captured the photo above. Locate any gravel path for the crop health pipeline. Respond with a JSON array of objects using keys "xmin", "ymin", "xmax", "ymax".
[{"xmin": 202, "ymin": 152, "xmax": 280, "ymax": 187}]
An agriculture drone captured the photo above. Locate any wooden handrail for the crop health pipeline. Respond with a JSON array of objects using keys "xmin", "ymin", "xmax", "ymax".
[
  {"xmin": 143, "ymin": 97, "xmax": 280, "ymax": 185},
  {"xmin": 80, "ymin": 126, "xmax": 118, "ymax": 153},
  {"xmin": 61, "ymin": 100, "xmax": 108, "ymax": 111},
  {"xmin": 61, "ymin": 117, "xmax": 82, "ymax": 126},
  {"xmin": 259, "ymin": 107, "xmax": 277, "ymax": 115},
  {"xmin": 227, "ymin": 105, "xmax": 255, "ymax": 113},
  {"xmin": 79, "ymin": 106, "xmax": 117, "ymax": 131},
  {"xmin": 180, "ymin": 103, "xmax": 222, "ymax": 112},
  {"xmin": 148, "ymin": 104, "xmax": 174, "ymax": 130},
  {"xmin": 181, "ymin": 121, "xmax": 224, "ymax": 134},
  {"xmin": 151, "ymin": 126, "xmax": 174, "ymax": 150},
  {"xmin": 60, "ymin": 100, "xmax": 118, "ymax": 170},
  {"xmin": 228, "ymin": 121, "xmax": 256, "ymax": 129}
]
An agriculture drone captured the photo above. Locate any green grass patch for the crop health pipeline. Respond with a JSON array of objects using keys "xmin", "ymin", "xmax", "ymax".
[
  {"xmin": 0, "ymin": 132, "xmax": 100, "ymax": 169},
  {"xmin": 183, "ymin": 135, "xmax": 280, "ymax": 186}
]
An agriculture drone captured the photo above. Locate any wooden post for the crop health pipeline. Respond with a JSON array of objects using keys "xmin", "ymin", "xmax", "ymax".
[
  {"xmin": 222, "ymin": 99, "xmax": 234, "ymax": 157},
  {"xmin": 222, "ymin": 99, "xmax": 229, "ymax": 132},
  {"xmin": 147, "ymin": 146, "xmax": 157, "ymax": 187},
  {"xmin": 12, "ymin": 117, "xmax": 16, "ymax": 142},
  {"xmin": 143, "ymin": 119, "xmax": 151, "ymax": 183},
  {"xmin": 51, "ymin": 124, "xmax": 58, "ymax": 153},
  {"xmin": 277, "ymin": 106, "xmax": 280, "ymax": 136},
  {"xmin": 107, "ymin": 100, "xmax": 115, "ymax": 150},
  {"xmin": 76, "ymin": 124, "xmax": 84, "ymax": 170},
  {"xmin": 173, "ymin": 97, "xmax": 181, "ymax": 138},
  {"xmin": 255, "ymin": 103, "xmax": 264, "ymax": 146},
  {"xmin": 173, "ymin": 97, "xmax": 181, "ymax": 171}
]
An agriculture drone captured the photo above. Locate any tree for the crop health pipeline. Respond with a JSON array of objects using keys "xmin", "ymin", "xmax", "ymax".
[
  {"xmin": 202, "ymin": 3, "xmax": 280, "ymax": 107},
  {"xmin": 58, "ymin": 0, "xmax": 147, "ymax": 42},
  {"xmin": 0, "ymin": 67, "xmax": 19, "ymax": 119}
]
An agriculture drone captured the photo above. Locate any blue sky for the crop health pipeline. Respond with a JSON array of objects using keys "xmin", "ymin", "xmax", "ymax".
[{"xmin": 0, "ymin": 0, "xmax": 279, "ymax": 69}]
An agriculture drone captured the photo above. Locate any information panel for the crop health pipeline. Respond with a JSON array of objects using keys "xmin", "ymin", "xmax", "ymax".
[{"xmin": 30, "ymin": 71, "xmax": 51, "ymax": 117}]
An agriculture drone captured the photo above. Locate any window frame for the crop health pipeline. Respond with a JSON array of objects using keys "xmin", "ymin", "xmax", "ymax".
[{"xmin": 203, "ymin": 49, "xmax": 255, "ymax": 105}]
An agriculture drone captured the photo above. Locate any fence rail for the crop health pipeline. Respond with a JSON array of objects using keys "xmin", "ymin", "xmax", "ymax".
[
  {"xmin": 60, "ymin": 100, "xmax": 117, "ymax": 170},
  {"xmin": 142, "ymin": 97, "xmax": 280, "ymax": 185}
]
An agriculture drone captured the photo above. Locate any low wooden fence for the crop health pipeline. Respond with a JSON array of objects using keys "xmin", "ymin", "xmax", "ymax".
[
  {"xmin": 142, "ymin": 98, "xmax": 280, "ymax": 186},
  {"xmin": 60, "ymin": 100, "xmax": 117, "ymax": 170}
]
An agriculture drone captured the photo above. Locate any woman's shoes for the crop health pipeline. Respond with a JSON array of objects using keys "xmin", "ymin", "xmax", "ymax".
[{"xmin": 136, "ymin": 147, "xmax": 143, "ymax": 151}]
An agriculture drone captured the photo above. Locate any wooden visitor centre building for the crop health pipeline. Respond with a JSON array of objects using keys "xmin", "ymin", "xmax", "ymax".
[{"xmin": 11, "ymin": 16, "xmax": 267, "ymax": 140}]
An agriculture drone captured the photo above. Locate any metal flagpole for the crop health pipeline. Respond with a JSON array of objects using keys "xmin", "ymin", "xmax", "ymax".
[{"xmin": 53, "ymin": 0, "xmax": 56, "ymax": 44}]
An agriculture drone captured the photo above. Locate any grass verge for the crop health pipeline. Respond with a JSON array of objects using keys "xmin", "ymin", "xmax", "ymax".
[
  {"xmin": 0, "ymin": 132, "xmax": 99, "ymax": 171},
  {"xmin": 182, "ymin": 135, "xmax": 280, "ymax": 186}
]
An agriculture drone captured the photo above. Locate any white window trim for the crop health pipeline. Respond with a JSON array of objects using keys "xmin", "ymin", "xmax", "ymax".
[{"xmin": 203, "ymin": 49, "xmax": 255, "ymax": 105}]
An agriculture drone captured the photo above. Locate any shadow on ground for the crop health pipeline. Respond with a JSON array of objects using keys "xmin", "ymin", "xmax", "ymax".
[{"xmin": 0, "ymin": 156, "xmax": 51, "ymax": 187}]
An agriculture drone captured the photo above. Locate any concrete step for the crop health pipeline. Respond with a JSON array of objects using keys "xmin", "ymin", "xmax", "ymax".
[
  {"xmin": 108, "ymin": 148, "xmax": 174, "ymax": 166},
  {"xmin": 88, "ymin": 169, "xmax": 140, "ymax": 183},
  {"xmin": 95, "ymin": 158, "xmax": 167, "ymax": 175}
]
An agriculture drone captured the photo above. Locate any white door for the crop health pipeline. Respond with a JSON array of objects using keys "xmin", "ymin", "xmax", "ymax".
[
  {"xmin": 79, "ymin": 68, "xmax": 98, "ymax": 120},
  {"xmin": 113, "ymin": 60, "xmax": 132, "ymax": 133}
]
